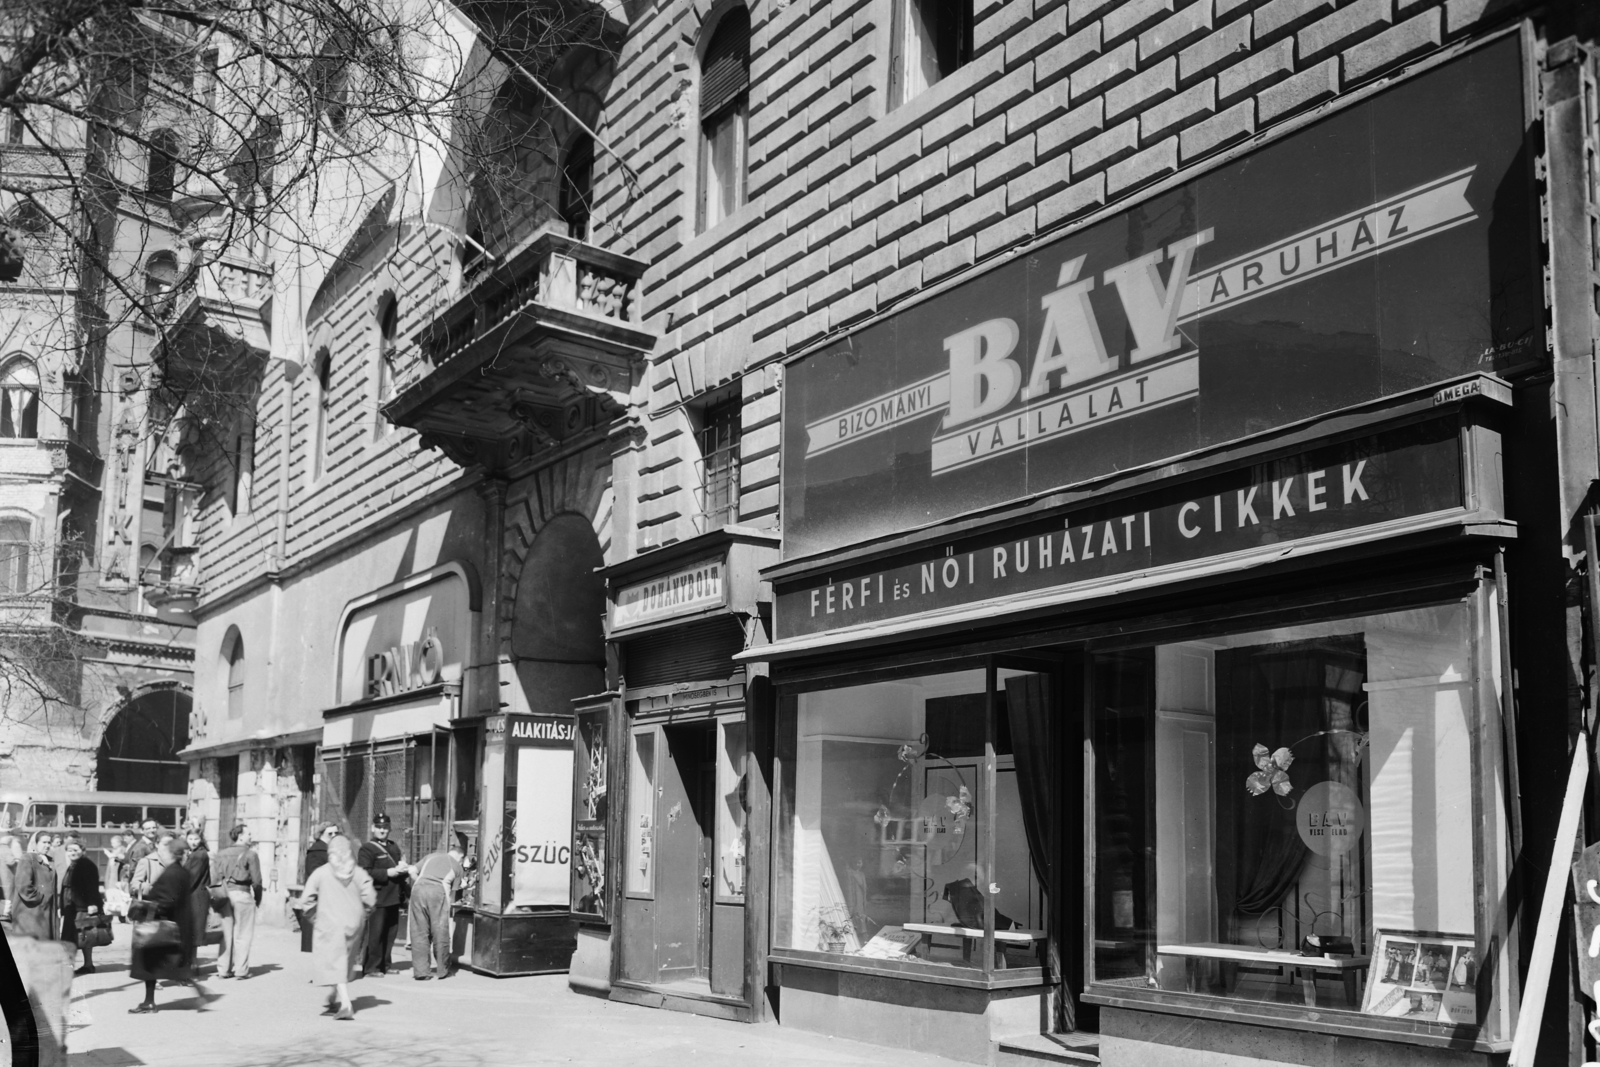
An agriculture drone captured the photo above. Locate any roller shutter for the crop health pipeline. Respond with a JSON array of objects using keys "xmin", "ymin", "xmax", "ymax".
[{"xmin": 623, "ymin": 616, "xmax": 746, "ymax": 688}]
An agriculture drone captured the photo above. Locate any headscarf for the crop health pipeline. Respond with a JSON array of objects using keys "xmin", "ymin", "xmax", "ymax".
[{"xmin": 327, "ymin": 835, "xmax": 357, "ymax": 880}]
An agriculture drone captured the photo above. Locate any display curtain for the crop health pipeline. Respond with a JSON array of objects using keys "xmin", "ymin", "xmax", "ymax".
[
  {"xmin": 1214, "ymin": 639, "xmax": 1364, "ymax": 936},
  {"xmin": 1004, "ymin": 673, "xmax": 1052, "ymax": 889}
]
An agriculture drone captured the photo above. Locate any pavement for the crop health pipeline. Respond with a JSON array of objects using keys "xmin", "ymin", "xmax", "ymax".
[{"xmin": 61, "ymin": 920, "xmax": 966, "ymax": 1067}]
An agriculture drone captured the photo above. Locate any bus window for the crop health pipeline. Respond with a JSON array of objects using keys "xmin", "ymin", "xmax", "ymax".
[
  {"xmin": 0, "ymin": 804, "xmax": 20, "ymax": 830},
  {"xmin": 101, "ymin": 804, "xmax": 140, "ymax": 828},
  {"xmin": 64, "ymin": 805, "xmax": 96, "ymax": 828},
  {"xmin": 147, "ymin": 807, "xmax": 177, "ymax": 827},
  {"xmin": 26, "ymin": 804, "xmax": 59, "ymax": 828}
]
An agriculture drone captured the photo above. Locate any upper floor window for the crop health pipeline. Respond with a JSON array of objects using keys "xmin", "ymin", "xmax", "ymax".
[
  {"xmin": 889, "ymin": 0, "xmax": 972, "ymax": 108},
  {"xmin": 0, "ymin": 357, "xmax": 39, "ymax": 439},
  {"xmin": 146, "ymin": 129, "xmax": 180, "ymax": 200},
  {"xmin": 312, "ymin": 348, "xmax": 333, "ymax": 479},
  {"xmin": 229, "ymin": 431, "xmax": 253, "ymax": 515},
  {"xmin": 374, "ymin": 294, "xmax": 398, "ymax": 430},
  {"xmin": 144, "ymin": 251, "xmax": 178, "ymax": 297},
  {"xmin": 560, "ymin": 135, "xmax": 595, "ymax": 242},
  {"xmin": 310, "ymin": 48, "xmax": 351, "ymax": 134},
  {"xmin": 697, "ymin": 7, "xmax": 750, "ymax": 235},
  {"xmin": 223, "ymin": 629, "xmax": 245, "ymax": 719},
  {"xmin": 697, "ymin": 397, "xmax": 741, "ymax": 529},
  {"xmin": 5, "ymin": 111, "xmax": 23, "ymax": 145},
  {"xmin": 0, "ymin": 518, "xmax": 30, "ymax": 595}
]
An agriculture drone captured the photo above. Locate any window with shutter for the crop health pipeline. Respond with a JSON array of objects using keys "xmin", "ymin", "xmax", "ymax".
[{"xmin": 697, "ymin": 7, "xmax": 750, "ymax": 234}]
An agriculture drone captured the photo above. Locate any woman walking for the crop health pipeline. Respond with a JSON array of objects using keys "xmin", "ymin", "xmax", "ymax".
[
  {"xmin": 12, "ymin": 832, "xmax": 57, "ymax": 940},
  {"xmin": 60, "ymin": 835, "xmax": 103, "ymax": 975},
  {"xmin": 180, "ymin": 828, "xmax": 211, "ymax": 971},
  {"xmin": 128, "ymin": 833, "xmax": 202, "ymax": 1014},
  {"xmin": 299, "ymin": 835, "xmax": 374, "ymax": 1020}
]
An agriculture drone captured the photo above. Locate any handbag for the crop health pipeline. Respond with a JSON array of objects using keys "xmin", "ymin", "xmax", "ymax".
[
  {"xmin": 75, "ymin": 915, "xmax": 112, "ymax": 949},
  {"xmin": 131, "ymin": 918, "xmax": 180, "ymax": 950}
]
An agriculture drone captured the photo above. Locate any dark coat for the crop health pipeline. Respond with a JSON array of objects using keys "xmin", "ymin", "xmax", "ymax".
[
  {"xmin": 59, "ymin": 855, "xmax": 103, "ymax": 942},
  {"xmin": 130, "ymin": 861, "xmax": 195, "ymax": 983},
  {"xmin": 303, "ymin": 841, "xmax": 328, "ymax": 882},
  {"xmin": 181, "ymin": 845, "xmax": 211, "ymax": 962},
  {"xmin": 10, "ymin": 853, "xmax": 56, "ymax": 940},
  {"xmin": 357, "ymin": 840, "xmax": 405, "ymax": 909}
]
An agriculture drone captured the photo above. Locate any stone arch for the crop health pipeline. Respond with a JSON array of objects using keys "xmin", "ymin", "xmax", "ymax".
[{"xmin": 97, "ymin": 685, "xmax": 191, "ymax": 793}]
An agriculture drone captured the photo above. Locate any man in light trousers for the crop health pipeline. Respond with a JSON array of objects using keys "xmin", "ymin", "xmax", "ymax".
[
  {"xmin": 407, "ymin": 841, "xmax": 466, "ymax": 980},
  {"xmin": 213, "ymin": 823, "xmax": 263, "ymax": 979}
]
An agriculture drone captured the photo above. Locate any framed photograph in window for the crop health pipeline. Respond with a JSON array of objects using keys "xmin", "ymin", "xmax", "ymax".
[{"xmin": 1362, "ymin": 930, "xmax": 1476, "ymax": 1024}]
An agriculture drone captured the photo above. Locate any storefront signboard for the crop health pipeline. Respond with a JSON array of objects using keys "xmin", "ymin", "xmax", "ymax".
[
  {"xmin": 610, "ymin": 557, "xmax": 727, "ymax": 630},
  {"xmin": 775, "ymin": 420, "xmax": 1463, "ymax": 639},
  {"xmin": 507, "ymin": 714, "xmax": 576, "ymax": 909},
  {"xmin": 335, "ymin": 564, "xmax": 474, "ymax": 705},
  {"xmin": 779, "ymin": 38, "xmax": 1535, "ymax": 559},
  {"xmin": 1573, "ymin": 840, "xmax": 1600, "ymax": 1011}
]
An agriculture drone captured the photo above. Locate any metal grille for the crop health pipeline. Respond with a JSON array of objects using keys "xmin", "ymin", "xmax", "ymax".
[
  {"xmin": 697, "ymin": 399, "xmax": 740, "ymax": 530},
  {"xmin": 623, "ymin": 616, "xmax": 747, "ymax": 689}
]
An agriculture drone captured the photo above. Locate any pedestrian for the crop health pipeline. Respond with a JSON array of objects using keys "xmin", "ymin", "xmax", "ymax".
[
  {"xmin": 304, "ymin": 823, "xmax": 338, "ymax": 881},
  {"xmin": 59, "ymin": 834, "xmax": 103, "ymax": 975},
  {"xmin": 212, "ymin": 824, "xmax": 262, "ymax": 979},
  {"xmin": 0, "ymin": 834, "xmax": 19, "ymax": 920},
  {"xmin": 47, "ymin": 834, "xmax": 67, "ymax": 884},
  {"xmin": 180, "ymin": 827, "xmax": 211, "ymax": 971},
  {"xmin": 122, "ymin": 820, "xmax": 160, "ymax": 894},
  {"xmin": 300, "ymin": 835, "xmax": 375, "ymax": 1021},
  {"xmin": 11, "ymin": 832, "xmax": 57, "ymax": 940},
  {"xmin": 407, "ymin": 840, "xmax": 466, "ymax": 980},
  {"xmin": 357, "ymin": 814, "xmax": 411, "ymax": 977},
  {"xmin": 128, "ymin": 836, "xmax": 167, "ymax": 901},
  {"xmin": 128, "ymin": 832, "xmax": 202, "ymax": 1014}
]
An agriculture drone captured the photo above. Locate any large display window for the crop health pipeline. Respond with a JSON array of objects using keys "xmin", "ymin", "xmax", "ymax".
[
  {"xmin": 774, "ymin": 665, "xmax": 1050, "ymax": 978},
  {"xmin": 1089, "ymin": 595, "xmax": 1512, "ymax": 1037}
]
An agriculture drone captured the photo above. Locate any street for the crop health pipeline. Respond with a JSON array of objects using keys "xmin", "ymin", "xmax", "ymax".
[{"xmin": 63, "ymin": 923, "xmax": 962, "ymax": 1067}]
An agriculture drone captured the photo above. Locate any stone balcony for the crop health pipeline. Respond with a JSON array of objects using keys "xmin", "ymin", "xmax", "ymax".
[
  {"xmin": 384, "ymin": 228, "xmax": 655, "ymax": 475},
  {"xmin": 161, "ymin": 253, "xmax": 273, "ymax": 361}
]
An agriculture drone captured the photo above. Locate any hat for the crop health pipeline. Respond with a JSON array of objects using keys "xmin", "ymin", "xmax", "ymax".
[{"xmin": 371, "ymin": 813, "xmax": 392, "ymax": 828}]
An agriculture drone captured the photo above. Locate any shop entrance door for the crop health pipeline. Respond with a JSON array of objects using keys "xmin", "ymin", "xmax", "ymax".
[{"xmin": 655, "ymin": 722, "xmax": 715, "ymax": 985}]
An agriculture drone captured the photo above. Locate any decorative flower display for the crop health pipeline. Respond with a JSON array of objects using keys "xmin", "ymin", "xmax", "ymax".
[
  {"xmin": 944, "ymin": 784, "xmax": 972, "ymax": 821},
  {"xmin": 873, "ymin": 805, "xmax": 891, "ymax": 829},
  {"xmin": 1246, "ymin": 744, "xmax": 1296, "ymax": 796}
]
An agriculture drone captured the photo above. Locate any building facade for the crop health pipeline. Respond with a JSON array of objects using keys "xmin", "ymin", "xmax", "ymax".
[{"xmin": 181, "ymin": 0, "xmax": 1600, "ymax": 1064}]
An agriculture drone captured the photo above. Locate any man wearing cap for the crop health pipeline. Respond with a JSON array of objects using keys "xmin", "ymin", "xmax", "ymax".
[
  {"xmin": 358, "ymin": 814, "xmax": 412, "ymax": 976},
  {"xmin": 407, "ymin": 841, "xmax": 466, "ymax": 980}
]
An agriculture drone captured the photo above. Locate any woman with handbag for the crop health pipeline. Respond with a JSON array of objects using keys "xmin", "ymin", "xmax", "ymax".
[
  {"xmin": 128, "ymin": 833, "xmax": 202, "ymax": 1014},
  {"xmin": 180, "ymin": 827, "xmax": 211, "ymax": 970},
  {"xmin": 298, "ymin": 835, "xmax": 375, "ymax": 1021},
  {"xmin": 59, "ymin": 835, "xmax": 105, "ymax": 975},
  {"xmin": 12, "ymin": 832, "xmax": 57, "ymax": 940}
]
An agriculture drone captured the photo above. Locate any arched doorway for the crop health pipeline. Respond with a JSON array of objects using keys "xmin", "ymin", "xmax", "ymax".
[
  {"xmin": 97, "ymin": 688, "xmax": 191, "ymax": 793},
  {"xmin": 511, "ymin": 512, "xmax": 606, "ymax": 711}
]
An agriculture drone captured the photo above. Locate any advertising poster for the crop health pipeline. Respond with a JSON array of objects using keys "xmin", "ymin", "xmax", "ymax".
[
  {"xmin": 1363, "ymin": 930, "xmax": 1476, "ymax": 1023},
  {"xmin": 779, "ymin": 38, "xmax": 1534, "ymax": 560},
  {"xmin": 510, "ymin": 719, "xmax": 576, "ymax": 908}
]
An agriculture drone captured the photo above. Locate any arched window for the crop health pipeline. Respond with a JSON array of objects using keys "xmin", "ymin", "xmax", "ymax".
[
  {"xmin": 144, "ymin": 251, "xmax": 178, "ymax": 297},
  {"xmin": 0, "ymin": 357, "xmax": 39, "ymax": 439},
  {"xmin": 560, "ymin": 134, "xmax": 595, "ymax": 242},
  {"xmin": 697, "ymin": 7, "xmax": 750, "ymax": 234},
  {"xmin": 0, "ymin": 517, "xmax": 30, "ymax": 595},
  {"xmin": 889, "ymin": 0, "xmax": 972, "ymax": 108},
  {"xmin": 310, "ymin": 48, "xmax": 351, "ymax": 134},
  {"xmin": 375, "ymin": 294, "xmax": 398, "ymax": 407},
  {"xmin": 312, "ymin": 348, "xmax": 333, "ymax": 479},
  {"xmin": 146, "ymin": 129, "xmax": 181, "ymax": 199},
  {"xmin": 222, "ymin": 629, "xmax": 245, "ymax": 719},
  {"xmin": 229, "ymin": 431, "xmax": 253, "ymax": 515}
]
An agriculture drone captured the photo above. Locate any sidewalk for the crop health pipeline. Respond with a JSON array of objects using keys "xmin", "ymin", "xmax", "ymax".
[{"xmin": 63, "ymin": 923, "xmax": 965, "ymax": 1067}]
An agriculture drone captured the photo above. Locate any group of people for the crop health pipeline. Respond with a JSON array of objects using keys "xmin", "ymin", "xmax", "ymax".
[
  {"xmin": 0, "ymin": 830, "xmax": 108, "ymax": 972},
  {"xmin": 297, "ymin": 812, "xmax": 467, "ymax": 1020}
]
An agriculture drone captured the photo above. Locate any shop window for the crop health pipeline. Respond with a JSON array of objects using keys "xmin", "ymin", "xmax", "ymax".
[
  {"xmin": 0, "ymin": 357, "xmax": 38, "ymax": 438},
  {"xmin": 889, "ymin": 0, "xmax": 972, "ymax": 109},
  {"xmin": 626, "ymin": 729, "xmax": 656, "ymax": 895},
  {"xmin": 697, "ymin": 397, "xmax": 740, "ymax": 529},
  {"xmin": 717, "ymin": 720, "xmax": 747, "ymax": 901},
  {"xmin": 223, "ymin": 629, "xmax": 245, "ymax": 719},
  {"xmin": 0, "ymin": 518, "xmax": 30, "ymax": 595},
  {"xmin": 559, "ymin": 134, "xmax": 595, "ymax": 242},
  {"xmin": 1091, "ymin": 601, "xmax": 1498, "ymax": 1026},
  {"xmin": 696, "ymin": 7, "xmax": 749, "ymax": 234},
  {"xmin": 774, "ymin": 666, "xmax": 1047, "ymax": 972},
  {"xmin": 217, "ymin": 754, "xmax": 239, "ymax": 837}
]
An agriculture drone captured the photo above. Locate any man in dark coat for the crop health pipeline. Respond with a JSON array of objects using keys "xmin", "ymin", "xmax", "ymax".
[
  {"xmin": 120, "ymin": 819, "xmax": 160, "ymax": 892},
  {"xmin": 357, "ymin": 815, "xmax": 411, "ymax": 976}
]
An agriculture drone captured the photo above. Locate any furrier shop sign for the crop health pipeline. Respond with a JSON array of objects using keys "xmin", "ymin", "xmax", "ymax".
[
  {"xmin": 779, "ymin": 39, "xmax": 1537, "ymax": 559},
  {"xmin": 774, "ymin": 421, "xmax": 1466, "ymax": 639}
]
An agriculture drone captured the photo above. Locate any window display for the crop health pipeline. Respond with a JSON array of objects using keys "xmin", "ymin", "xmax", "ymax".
[
  {"xmin": 1091, "ymin": 601, "xmax": 1502, "ymax": 1024},
  {"xmin": 775, "ymin": 667, "xmax": 1047, "ymax": 973},
  {"xmin": 627, "ymin": 730, "xmax": 654, "ymax": 895},
  {"xmin": 717, "ymin": 721, "xmax": 747, "ymax": 901}
]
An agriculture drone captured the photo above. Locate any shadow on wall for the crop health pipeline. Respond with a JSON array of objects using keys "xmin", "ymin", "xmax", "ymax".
[{"xmin": 509, "ymin": 514, "xmax": 605, "ymax": 717}]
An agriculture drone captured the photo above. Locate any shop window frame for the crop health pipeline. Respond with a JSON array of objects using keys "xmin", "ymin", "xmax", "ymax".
[
  {"xmin": 1074, "ymin": 575, "xmax": 1516, "ymax": 1052},
  {"xmin": 769, "ymin": 653, "xmax": 1059, "ymax": 991},
  {"xmin": 624, "ymin": 724, "xmax": 659, "ymax": 900}
]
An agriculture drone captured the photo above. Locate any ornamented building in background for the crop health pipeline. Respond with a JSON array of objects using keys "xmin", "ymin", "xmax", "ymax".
[{"xmin": 183, "ymin": 1, "xmax": 1600, "ymax": 1066}]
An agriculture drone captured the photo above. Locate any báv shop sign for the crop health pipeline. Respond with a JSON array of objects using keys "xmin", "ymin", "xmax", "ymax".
[
  {"xmin": 774, "ymin": 420, "xmax": 1465, "ymax": 640},
  {"xmin": 778, "ymin": 38, "xmax": 1536, "ymax": 559}
]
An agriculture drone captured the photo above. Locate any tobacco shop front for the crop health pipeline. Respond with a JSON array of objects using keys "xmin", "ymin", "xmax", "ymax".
[{"xmin": 744, "ymin": 35, "xmax": 1547, "ymax": 1067}]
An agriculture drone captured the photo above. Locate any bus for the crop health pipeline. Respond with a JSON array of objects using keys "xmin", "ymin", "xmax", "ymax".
[{"xmin": 0, "ymin": 790, "xmax": 189, "ymax": 880}]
